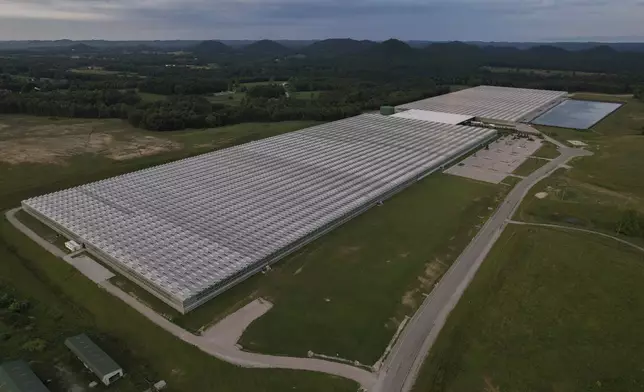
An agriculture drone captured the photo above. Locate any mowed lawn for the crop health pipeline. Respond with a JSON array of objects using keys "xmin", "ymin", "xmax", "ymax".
[
  {"xmin": 228, "ymin": 175, "xmax": 506, "ymax": 365},
  {"xmin": 413, "ymin": 225, "xmax": 644, "ymax": 392}
]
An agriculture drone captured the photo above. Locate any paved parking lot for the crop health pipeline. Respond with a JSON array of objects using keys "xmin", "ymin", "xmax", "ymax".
[{"xmin": 446, "ymin": 136, "xmax": 542, "ymax": 184}]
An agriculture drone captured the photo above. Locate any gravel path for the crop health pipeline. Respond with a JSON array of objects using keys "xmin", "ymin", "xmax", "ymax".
[{"xmin": 507, "ymin": 220, "xmax": 644, "ymax": 253}]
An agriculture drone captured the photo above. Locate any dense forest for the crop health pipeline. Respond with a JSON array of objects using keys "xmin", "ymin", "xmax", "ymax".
[{"xmin": 1, "ymin": 39, "xmax": 643, "ymax": 131}]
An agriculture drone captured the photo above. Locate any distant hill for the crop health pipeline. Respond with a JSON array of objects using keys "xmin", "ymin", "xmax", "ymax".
[
  {"xmin": 193, "ymin": 40, "xmax": 233, "ymax": 55},
  {"xmin": 241, "ymin": 40, "xmax": 292, "ymax": 56},
  {"xmin": 303, "ymin": 39, "xmax": 377, "ymax": 57},
  {"xmin": 365, "ymin": 39, "xmax": 415, "ymax": 58}
]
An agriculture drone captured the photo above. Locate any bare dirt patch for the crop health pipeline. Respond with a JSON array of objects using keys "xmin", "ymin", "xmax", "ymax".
[
  {"xmin": 418, "ymin": 261, "xmax": 445, "ymax": 289},
  {"xmin": 402, "ymin": 290, "xmax": 417, "ymax": 308},
  {"xmin": 0, "ymin": 133, "xmax": 180, "ymax": 164},
  {"xmin": 339, "ymin": 246, "xmax": 361, "ymax": 256}
]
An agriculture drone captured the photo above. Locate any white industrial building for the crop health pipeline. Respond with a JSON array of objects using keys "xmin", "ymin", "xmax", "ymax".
[
  {"xmin": 398, "ymin": 85, "xmax": 568, "ymax": 123},
  {"xmin": 23, "ymin": 114, "xmax": 496, "ymax": 313}
]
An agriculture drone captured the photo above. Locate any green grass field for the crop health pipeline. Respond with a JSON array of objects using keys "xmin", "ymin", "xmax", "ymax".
[
  {"xmin": 533, "ymin": 141, "xmax": 560, "ymax": 159},
  {"xmin": 183, "ymin": 175, "xmax": 507, "ymax": 365},
  {"xmin": 207, "ymin": 91, "xmax": 247, "ymax": 105},
  {"xmin": 513, "ymin": 157, "xmax": 548, "ymax": 176},
  {"xmin": 413, "ymin": 225, "xmax": 644, "ymax": 392},
  {"xmin": 138, "ymin": 91, "xmax": 168, "ymax": 102}
]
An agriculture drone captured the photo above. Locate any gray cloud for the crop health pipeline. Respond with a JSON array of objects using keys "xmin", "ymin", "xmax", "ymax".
[{"xmin": 0, "ymin": 0, "xmax": 641, "ymax": 41}]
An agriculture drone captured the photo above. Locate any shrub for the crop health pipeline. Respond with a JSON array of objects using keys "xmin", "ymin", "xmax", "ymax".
[{"xmin": 22, "ymin": 338, "xmax": 47, "ymax": 352}]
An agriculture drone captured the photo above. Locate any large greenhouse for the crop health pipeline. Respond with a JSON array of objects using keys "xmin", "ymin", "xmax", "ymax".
[
  {"xmin": 398, "ymin": 85, "xmax": 568, "ymax": 122},
  {"xmin": 23, "ymin": 114, "xmax": 496, "ymax": 313}
]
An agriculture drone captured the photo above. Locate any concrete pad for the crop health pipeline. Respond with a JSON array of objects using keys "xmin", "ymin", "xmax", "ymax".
[
  {"xmin": 445, "ymin": 166, "xmax": 508, "ymax": 184},
  {"xmin": 203, "ymin": 299, "xmax": 273, "ymax": 346},
  {"xmin": 445, "ymin": 136, "xmax": 542, "ymax": 184},
  {"xmin": 568, "ymin": 140, "xmax": 588, "ymax": 147},
  {"xmin": 65, "ymin": 254, "xmax": 115, "ymax": 283}
]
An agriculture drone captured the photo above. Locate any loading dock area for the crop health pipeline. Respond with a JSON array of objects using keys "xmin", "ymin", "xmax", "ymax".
[{"xmin": 445, "ymin": 136, "xmax": 543, "ymax": 184}]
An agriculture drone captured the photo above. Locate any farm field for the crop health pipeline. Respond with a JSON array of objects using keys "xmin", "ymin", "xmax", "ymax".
[
  {"xmin": 173, "ymin": 174, "xmax": 508, "ymax": 365},
  {"xmin": 412, "ymin": 225, "xmax": 644, "ymax": 392}
]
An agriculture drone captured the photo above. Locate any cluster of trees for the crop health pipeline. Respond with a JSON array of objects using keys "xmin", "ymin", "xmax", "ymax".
[
  {"xmin": 246, "ymin": 84, "xmax": 285, "ymax": 98},
  {"xmin": 1, "ymin": 285, "xmax": 31, "ymax": 335},
  {"xmin": 121, "ymin": 82, "xmax": 445, "ymax": 131},
  {"xmin": 635, "ymin": 86, "xmax": 644, "ymax": 102},
  {"xmin": 2, "ymin": 39, "xmax": 644, "ymax": 131},
  {"xmin": 616, "ymin": 209, "xmax": 644, "ymax": 238},
  {"xmin": 138, "ymin": 77, "xmax": 229, "ymax": 95},
  {"xmin": 0, "ymin": 89, "xmax": 140, "ymax": 119}
]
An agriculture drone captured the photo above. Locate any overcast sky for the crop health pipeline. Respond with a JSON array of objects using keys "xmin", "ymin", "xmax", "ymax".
[{"xmin": 0, "ymin": 0, "xmax": 642, "ymax": 41}]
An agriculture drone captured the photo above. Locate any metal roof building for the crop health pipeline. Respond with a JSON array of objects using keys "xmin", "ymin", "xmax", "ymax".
[
  {"xmin": 397, "ymin": 85, "xmax": 568, "ymax": 122},
  {"xmin": 391, "ymin": 109, "xmax": 474, "ymax": 125},
  {"xmin": 65, "ymin": 334, "xmax": 123, "ymax": 386},
  {"xmin": 0, "ymin": 361, "xmax": 50, "ymax": 392},
  {"xmin": 23, "ymin": 114, "xmax": 496, "ymax": 313}
]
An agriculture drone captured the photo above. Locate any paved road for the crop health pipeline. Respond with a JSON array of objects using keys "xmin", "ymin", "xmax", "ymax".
[
  {"xmin": 5, "ymin": 207, "xmax": 376, "ymax": 390},
  {"xmin": 374, "ymin": 144, "xmax": 592, "ymax": 392},
  {"xmin": 508, "ymin": 220, "xmax": 644, "ymax": 253}
]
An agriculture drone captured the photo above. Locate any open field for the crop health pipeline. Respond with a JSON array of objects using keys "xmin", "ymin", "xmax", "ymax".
[
  {"xmin": 208, "ymin": 91, "xmax": 247, "ymax": 105},
  {"xmin": 516, "ymin": 169, "xmax": 644, "ymax": 245},
  {"xmin": 513, "ymin": 156, "xmax": 548, "ymax": 176},
  {"xmin": 138, "ymin": 91, "xmax": 168, "ymax": 102},
  {"xmin": 170, "ymin": 174, "xmax": 508, "ymax": 365},
  {"xmin": 412, "ymin": 225, "xmax": 644, "ymax": 392}
]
